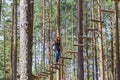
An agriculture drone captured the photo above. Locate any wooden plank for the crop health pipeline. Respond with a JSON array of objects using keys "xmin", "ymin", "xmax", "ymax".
[
  {"xmin": 91, "ymin": 19, "xmax": 104, "ymax": 23},
  {"xmin": 101, "ymin": 9, "xmax": 114, "ymax": 13}
]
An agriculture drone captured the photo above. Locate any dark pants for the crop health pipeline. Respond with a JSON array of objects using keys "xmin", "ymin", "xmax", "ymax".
[{"xmin": 54, "ymin": 49, "xmax": 60, "ymax": 62}]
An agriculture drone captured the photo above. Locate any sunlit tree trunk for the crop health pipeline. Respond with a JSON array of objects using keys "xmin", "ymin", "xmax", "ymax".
[
  {"xmin": 114, "ymin": 1, "xmax": 120, "ymax": 80},
  {"xmin": 20, "ymin": 0, "xmax": 33, "ymax": 79},
  {"xmin": 77, "ymin": 0, "xmax": 84, "ymax": 80},
  {"xmin": 13, "ymin": 0, "xmax": 17, "ymax": 79},
  {"xmin": 97, "ymin": 0, "xmax": 104, "ymax": 80}
]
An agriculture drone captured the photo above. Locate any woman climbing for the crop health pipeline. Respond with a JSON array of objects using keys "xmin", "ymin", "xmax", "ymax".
[{"xmin": 52, "ymin": 36, "xmax": 61, "ymax": 68}]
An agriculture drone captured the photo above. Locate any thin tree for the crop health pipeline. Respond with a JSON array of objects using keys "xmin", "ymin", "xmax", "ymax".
[
  {"xmin": 56, "ymin": 0, "xmax": 60, "ymax": 37},
  {"xmin": 4, "ymin": 26, "xmax": 6, "ymax": 80},
  {"xmin": 10, "ymin": 1, "xmax": 14, "ymax": 80},
  {"xmin": 42, "ymin": 0, "xmax": 45, "ymax": 80},
  {"xmin": 97, "ymin": 0, "xmax": 104, "ymax": 80},
  {"xmin": 77, "ymin": 0, "xmax": 84, "ymax": 80},
  {"xmin": 91, "ymin": 0, "xmax": 95, "ymax": 80},
  {"xmin": 48, "ymin": 0, "xmax": 53, "ymax": 79},
  {"xmin": 85, "ymin": 8, "xmax": 89, "ymax": 80},
  {"xmin": 110, "ymin": 15, "xmax": 114, "ymax": 80},
  {"xmin": 20, "ymin": 0, "xmax": 33, "ymax": 79},
  {"xmin": 56, "ymin": 0, "xmax": 61, "ymax": 80},
  {"xmin": 0, "ymin": 0, "xmax": 2, "ymax": 23},
  {"xmin": 114, "ymin": 1, "xmax": 120, "ymax": 80},
  {"xmin": 12, "ymin": 0, "xmax": 17, "ymax": 79}
]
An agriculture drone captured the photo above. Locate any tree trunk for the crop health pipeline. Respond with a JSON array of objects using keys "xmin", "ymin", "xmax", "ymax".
[
  {"xmin": 85, "ymin": 9, "xmax": 89, "ymax": 80},
  {"xmin": 114, "ymin": 1, "xmax": 120, "ymax": 80},
  {"xmin": 91, "ymin": 0, "xmax": 95, "ymax": 80},
  {"xmin": 20, "ymin": 0, "xmax": 33, "ymax": 80},
  {"xmin": 42, "ymin": 0, "xmax": 45, "ymax": 80},
  {"xmin": 85, "ymin": 33, "xmax": 89, "ymax": 80},
  {"xmin": 10, "ymin": 4, "xmax": 14, "ymax": 80},
  {"xmin": 48, "ymin": 4, "xmax": 52, "ymax": 80},
  {"xmin": 77, "ymin": 0, "xmax": 84, "ymax": 80},
  {"xmin": 110, "ymin": 15, "xmax": 114, "ymax": 80},
  {"xmin": 97, "ymin": 0, "xmax": 104, "ymax": 80},
  {"xmin": 105, "ymin": 27, "xmax": 108, "ymax": 80},
  {"xmin": 4, "ymin": 26, "xmax": 6, "ymax": 80},
  {"xmin": 13, "ymin": 0, "xmax": 17, "ymax": 79},
  {"xmin": 56, "ymin": 0, "xmax": 60, "ymax": 37},
  {"xmin": 56, "ymin": 0, "xmax": 61, "ymax": 80},
  {"xmin": 49, "ymin": 0, "xmax": 53, "ymax": 79},
  {"xmin": 0, "ymin": 0, "xmax": 2, "ymax": 23}
]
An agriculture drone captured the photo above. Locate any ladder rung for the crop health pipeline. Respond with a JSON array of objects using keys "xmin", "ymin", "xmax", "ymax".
[
  {"xmin": 46, "ymin": 70, "xmax": 56, "ymax": 73},
  {"xmin": 66, "ymin": 51, "xmax": 78, "ymax": 54},
  {"xmin": 73, "ymin": 44, "xmax": 85, "ymax": 47},
  {"xmin": 60, "ymin": 56, "xmax": 72, "ymax": 60},
  {"xmin": 101, "ymin": 9, "xmax": 114, "ymax": 13},
  {"xmin": 85, "ymin": 28, "xmax": 98, "ymax": 32},
  {"xmin": 52, "ymin": 63, "xmax": 64, "ymax": 66},
  {"xmin": 50, "ymin": 66, "xmax": 60, "ymax": 70},
  {"xmin": 91, "ymin": 19, "xmax": 104, "ymax": 23},
  {"xmin": 80, "ymin": 36, "xmax": 92, "ymax": 39},
  {"xmin": 41, "ymin": 72, "xmax": 52, "ymax": 75},
  {"xmin": 39, "ymin": 74, "xmax": 48, "ymax": 76},
  {"xmin": 32, "ymin": 75, "xmax": 41, "ymax": 79}
]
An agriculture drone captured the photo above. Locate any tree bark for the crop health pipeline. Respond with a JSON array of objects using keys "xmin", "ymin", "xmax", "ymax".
[
  {"xmin": 4, "ymin": 26, "xmax": 6, "ymax": 80},
  {"xmin": 77, "ymin": 0, "xmax": 84, "ymax": 80},
  {"xmin": 114, "ymin": 1, "xmax": 120, "ymax": 80},
  {"xmin": 110, "ymin": 15, "xmax": 114, "ymax": 80},
  {"xmin": 10, "ymin": 3, "xmax": 14, "ymax": 80},
  {"xmin": 97, "ymin": 0, "xmax": 104, "ymax": 80},
  {"xmin": 42, "ymin": 0, "xmax": 45, "ymax": 80},
  {"xmin": 0, "ymin": 0, "xmax": 2, "ymax": 23},
  {"xmin": 56, "ymin": 0, "xmax": 61, "ymax": 37},
  {"xmin": 56, "ymin": 0, "xmax": 61, "ymax": 80},
  {"xmin": 20, "ymin": 0, "xmax": 33, "ymax": 80},
  {"xmin": 13, "ymin": 0, "xmax": 17, "ymax": 79}
]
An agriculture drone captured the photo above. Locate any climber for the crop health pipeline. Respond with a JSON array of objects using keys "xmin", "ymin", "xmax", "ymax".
[{"xmin": 52, "ymin": 36, "xmax": 61, "ymax": 68}]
